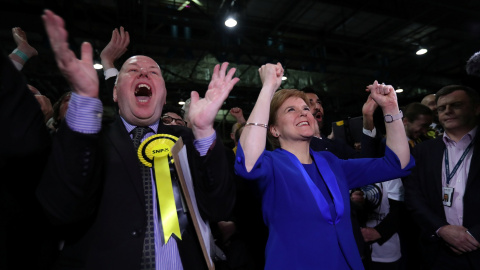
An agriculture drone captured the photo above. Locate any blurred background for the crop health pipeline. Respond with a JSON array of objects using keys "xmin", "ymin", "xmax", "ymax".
[{"xmin": 2, "ymin": 0, "xmax": 480, "ymax": 140}]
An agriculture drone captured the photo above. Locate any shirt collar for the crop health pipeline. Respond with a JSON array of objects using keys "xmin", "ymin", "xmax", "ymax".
[
  {"xmin": 443, "ymin": 126, "xmax": 477, "ymax": 146},
  {"xmin": 120, "ymin": 116, "xmax": 159, "ymax": 134}
]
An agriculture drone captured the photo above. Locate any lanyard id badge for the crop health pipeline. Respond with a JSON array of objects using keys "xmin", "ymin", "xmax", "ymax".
[
  {"xmin": 442, "ymin": 186, "xmax": 454, "ymax": 207},
  {"xmin": 443, "ymin": 139, "xmax": 474, "ymax": 208}
]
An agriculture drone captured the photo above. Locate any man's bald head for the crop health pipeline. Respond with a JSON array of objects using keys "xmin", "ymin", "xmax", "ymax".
[
  {"xmin": 421, "ymin": 94, "xmax": 438, "ymax": 123},
  {"xmin": 421, "ymin": 94, "xmax": 436, "ymax": 112}
]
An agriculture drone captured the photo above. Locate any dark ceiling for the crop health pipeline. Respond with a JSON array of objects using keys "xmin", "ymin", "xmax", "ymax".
[{"xmin": 2, "ymin": 0, "xmax": 480, "ymax": 124}]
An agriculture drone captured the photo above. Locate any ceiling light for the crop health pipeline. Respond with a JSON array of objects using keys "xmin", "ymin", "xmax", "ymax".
[
  {"xmin": 416, "ymin": 47, "xmax": 428, "ymax": 55},
  {"xmin": 93, "ymin": 63, "xmax": 103, "ymax": 70},
  {"xmin": 178, "ymin": 99, "xmax": 185, "ymax": 105},
  {"xmin": 395, "ymin": 88, "xmax": 403, "ymax": 93},
  {"xmin": 225, "ymin": 0, "xmax": 238, "ymax": 28},
  {"xmin": 225, "ymin": 17, "xmax": 237, "ymax": 28},
  {"xmin": 282, "ymin": 68, "xmax": 288, "ymax": 80},
  {"xmin": 191, "ymin": 0, "xmax": 203, "ymax": 6},
  {"xmin": 178, "ymin": 1, "xmax": 190, "ymax": 11}
]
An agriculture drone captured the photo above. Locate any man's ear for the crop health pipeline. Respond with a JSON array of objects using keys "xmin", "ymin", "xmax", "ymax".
[
  {"xmin": 475, "ymin": 104, "xmax": 480, "ymax": 116},
  {"xmin": 113, "ymin": 86, "xmax": 118, "ymax": 102}
]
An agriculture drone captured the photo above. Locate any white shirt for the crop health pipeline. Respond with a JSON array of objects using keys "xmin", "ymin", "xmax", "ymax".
[{"xmin": 441, "ymin": 127, "xmax": 477, "ymax": 226}]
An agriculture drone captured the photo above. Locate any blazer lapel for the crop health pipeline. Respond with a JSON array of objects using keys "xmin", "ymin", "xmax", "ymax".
[
  {"xmin": 431, "ymin": 137, "xmax": 446, "ymax": 200},
  {"xmin": 106, "ymin": 117, "xmax": 146, "ymax": 206},
  {"xmin": 310, "ymin": 150, "xmax": 345, "ymax": 223},
  {"xmin": 466, "ymin": 133, "xmax": 480, "ymax": 189}
]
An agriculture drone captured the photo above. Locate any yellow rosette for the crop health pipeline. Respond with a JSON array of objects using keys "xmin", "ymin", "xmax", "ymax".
[{"xmin": 138, "ymin": 134, "xmax": 181, "ymax": 244}]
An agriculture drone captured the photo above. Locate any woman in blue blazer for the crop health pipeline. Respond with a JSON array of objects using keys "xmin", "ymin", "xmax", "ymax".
[{"xmin": 234, "ymin": 63, "xmax": 414, "ymax": 270}]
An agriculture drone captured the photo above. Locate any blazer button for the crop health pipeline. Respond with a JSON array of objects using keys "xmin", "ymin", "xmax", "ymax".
[{"xmin": 131, "ymin": 230, "xmax": 138, "ymax": 237}]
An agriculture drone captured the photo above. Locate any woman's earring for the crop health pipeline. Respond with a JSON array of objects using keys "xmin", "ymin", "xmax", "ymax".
[{"xmin": 276, "ymin": 133, "xmax": 279, "ymax": 137}]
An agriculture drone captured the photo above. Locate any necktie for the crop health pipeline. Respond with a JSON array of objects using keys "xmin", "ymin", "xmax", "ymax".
[{"xmin": 131, "ymin": 127, "xmax": 156, "ymax": 270}]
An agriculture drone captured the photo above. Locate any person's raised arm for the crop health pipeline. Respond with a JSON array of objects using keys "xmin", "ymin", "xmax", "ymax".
[
  {"xmin": 229, "ymin": 107, "xmax": 246, "ymax": 124},
  {"xmin": 188, "ymin": 62, "xmax": 240, "ymax": 139},
  {"xmin": 9, "ymin": 27, "xmax": 38, "ymax": 70},
  {"xmin": 42, "ymin": 9, "xmax": 98, "ymax": 98},
  {"xmin": 362, "ymin": 93, "xmax": 378, "ymax": 132},
  {"xmin": 100, "ymin": 26, "xmax": 130, "ymax": 71},
  {"xmin": 367, "ymin": 81, "xmax": 409, "ymax": 168},
  {"xmin": 28, "ymin": 84, "xmax": 53, "ymax": 123},
  {"xmin": 240, "ymin": 63, "xmax": 283, "ymax": 172}
]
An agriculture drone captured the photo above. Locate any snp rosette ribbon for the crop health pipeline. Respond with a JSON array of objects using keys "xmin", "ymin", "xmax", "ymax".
[{"xmin": 138, "ymin": 134, "xmax": 181, "ymax": 243}]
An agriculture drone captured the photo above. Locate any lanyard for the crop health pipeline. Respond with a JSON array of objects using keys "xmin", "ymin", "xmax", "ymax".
[{"xmin": 444, "ymin": 140, "xmax": 474, "ymax": 186}]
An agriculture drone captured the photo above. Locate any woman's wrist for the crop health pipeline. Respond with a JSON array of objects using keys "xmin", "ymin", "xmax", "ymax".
[{"xmin": 381, "ymin": 104, "xmax": 400, "ymax": 115}]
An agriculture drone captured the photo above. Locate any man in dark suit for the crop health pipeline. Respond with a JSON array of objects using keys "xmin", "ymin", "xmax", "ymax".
[
  {"xmin": 1, "ymin": 25, "xmax": 62, "ymax": 269},
  {"xmin": 36, "ymin": 10, "xmax": 237, "ymax": 270},
  {"xmin": 0, "ymin": 51, "xmax": 57, "ymax": 269},
  {"xmin": 404, "ymin": 85, "xmax": 480, "ymax": 270}
]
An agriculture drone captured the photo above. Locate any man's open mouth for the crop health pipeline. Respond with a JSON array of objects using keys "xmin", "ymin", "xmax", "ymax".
[{"xmin": 135, "ymin": 83, "xmax": 152, "ymax": 102}]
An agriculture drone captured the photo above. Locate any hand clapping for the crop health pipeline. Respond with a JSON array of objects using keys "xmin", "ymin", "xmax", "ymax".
[{"xmin": 188, "ymin": 62, "xmax": 240, "ymax": 139}]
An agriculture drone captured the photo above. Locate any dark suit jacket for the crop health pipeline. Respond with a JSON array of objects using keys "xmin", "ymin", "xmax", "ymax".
[
  {"xmin": 37, "ymin": 115, "xmax": 235, "ymax": 270},
  {"xmin": 0, "ymin": 53, "xmax": 56, "ymax": 269},
  {"xmin": 0, "ymin": 53, "xmax": 51, "ymax": 158},
  {"xmin": 404, "ymin": 132, "xmax": 480, "ymax": 269}
]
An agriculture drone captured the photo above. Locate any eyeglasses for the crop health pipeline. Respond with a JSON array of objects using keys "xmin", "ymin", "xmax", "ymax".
[{"xmin": 162, "ymin": 115, "xmax": 186, "ymax": 126}]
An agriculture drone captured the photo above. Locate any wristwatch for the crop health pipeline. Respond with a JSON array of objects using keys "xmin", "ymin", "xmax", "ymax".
[{"xmin": 384, "ymin": 110, "xmax": 403, "ymax": 123}]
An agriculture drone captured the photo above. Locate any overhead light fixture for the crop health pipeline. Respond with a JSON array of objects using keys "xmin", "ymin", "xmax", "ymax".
[
  {"xmin": 191, "ymin": 0, "xmax": 203, "ymax": 6},
  {"xmin": 225, "ymin": 16, "xmax": 237, "ymax": 28},
  {"xmin": 224, "ymin": 0, "xmax": 238, "ymax": 28},
  {"xmin": 416, "ymin": 46, "xmax": 428, "ymax": 55},
  {"xmin": 93, "ymin": 63, "xmax": 103, "ymax": 70},
  {"xmin": 178, "ymin": 1, "xmax": 190, "ymax": 11},
  {"xmin": 178, "ymin": 99, "xmax": 185, "ymax": 105},
  {"xmin": 282, "ymin": 68, "xmax": 288, "ymax": 80},
  {"xmin": 395, "ymin": 87, "xmax": 404, "ymax": 93}
]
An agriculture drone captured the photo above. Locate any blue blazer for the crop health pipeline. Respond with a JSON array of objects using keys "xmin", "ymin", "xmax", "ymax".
[{"xmin": 235, "ymin": 143, "xmax": 414, "ymax": 270}]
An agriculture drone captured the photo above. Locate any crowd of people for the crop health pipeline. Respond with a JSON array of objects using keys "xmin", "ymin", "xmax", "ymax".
[{"xmin": 1, "ymin": 9, "xmax": 480, "ymax": 270}]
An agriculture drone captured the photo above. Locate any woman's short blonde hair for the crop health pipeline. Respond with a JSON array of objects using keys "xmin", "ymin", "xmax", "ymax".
[{"xmin": 267, "ymin": 89, "xmax": 309, "ymax": 149}]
